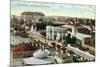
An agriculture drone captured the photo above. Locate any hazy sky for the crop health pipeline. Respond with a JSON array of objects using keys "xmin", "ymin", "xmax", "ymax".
[{"xmin": 11, "ymin": 0, "xmax": 95, "ymax": 19}]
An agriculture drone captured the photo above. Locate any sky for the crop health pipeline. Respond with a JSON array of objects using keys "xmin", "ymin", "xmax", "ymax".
[{"xmin": 11, "ymin": 0, "xmax": 96, "ymax": 19}]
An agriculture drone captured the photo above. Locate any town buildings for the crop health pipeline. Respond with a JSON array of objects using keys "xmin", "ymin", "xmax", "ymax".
[
  {"xmin": 21, "ymin": 12, "xmax": 45, "ymax": 23},
  {"xmin": 46, "ymin": 23, "xmax": 95, "ymax": 55},
  {"xmin": 62, "ymin": 24, "xmax": 95, "ymax": 55},
  {"xmin": 10, "ymin": 10, "xmax": 95, "ymax": 66}
]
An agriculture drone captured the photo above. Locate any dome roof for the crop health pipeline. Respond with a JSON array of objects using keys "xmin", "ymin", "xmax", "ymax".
[{"xmin": 33, "ymin": 49, "xmax": 50, "ymax": 59}]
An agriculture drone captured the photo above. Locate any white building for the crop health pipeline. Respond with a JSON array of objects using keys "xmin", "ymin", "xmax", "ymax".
[{"xmin": 46, "ymin": 26, "xmax": 67, "ymax": 41}]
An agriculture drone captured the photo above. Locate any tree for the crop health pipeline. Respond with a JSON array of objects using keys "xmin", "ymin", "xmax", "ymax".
[
  {"xmin": 66, "ymin": 33, "xmax": 71, "ymax": 44},
  {"xmin": 47, "ymin": 21, "xmax": 53, "ymax": 25},
  {"xmin": 91, "ymin": 19, "xmax": 95, "ymax": 26},
  {"xmin": 78, "ymin": 18, "xmax": 84, "ymax": 24},
  {"xmin": 39, "ymin": 18, "xmax": 44, "ymax": 23},
  {"xmin": 71, "ymin": 36, "xmax": 77, "ymax": 44},
  {"xmin": 70, "ymin": 36, "xmax": 77, "ymax": 47},
  {"xmin": 64, "ymin": 33, "xmax": 77, "ymax": 47}
]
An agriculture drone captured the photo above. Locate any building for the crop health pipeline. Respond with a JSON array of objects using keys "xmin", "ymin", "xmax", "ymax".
[
  {"xmin": 45, "ymin": 16, "xmax": 67, "ymax": 24},
  {"xmin": 46, "ymin": 26, "xmax": 67, "ymax": 41},
  {"xmin": 11, "ymin": 42, "xmax": 34, "ymax": 53},
  {"xmin": 21, "ymin": 12, "xmax": 45, "ymax": 23},
  {"xmin": 62, "ymin": 24, "xmax": 95, "ymax": 55},
  {"xmin": 11, "ymin": 15, "xmax": 19, "ymax": 27},
  {"xmin": 62, "ymin": 25, "xmax": 78, "ymax": 35}
]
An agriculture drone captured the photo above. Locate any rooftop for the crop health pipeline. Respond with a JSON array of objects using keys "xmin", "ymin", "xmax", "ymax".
[{"xmin": 21, "ymin": 12, "xmax": 45, "ymax": 16}]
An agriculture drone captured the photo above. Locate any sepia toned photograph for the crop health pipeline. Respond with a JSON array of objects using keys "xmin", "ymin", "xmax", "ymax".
[{"xmin": 10, "ymin": 0, "xmax": 95, "ymax": 66}]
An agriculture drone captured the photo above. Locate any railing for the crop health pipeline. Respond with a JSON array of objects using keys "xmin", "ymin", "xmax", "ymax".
[{"xmin": 67, "ymin": 45, "xmax": 95, "ymax": 61}]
